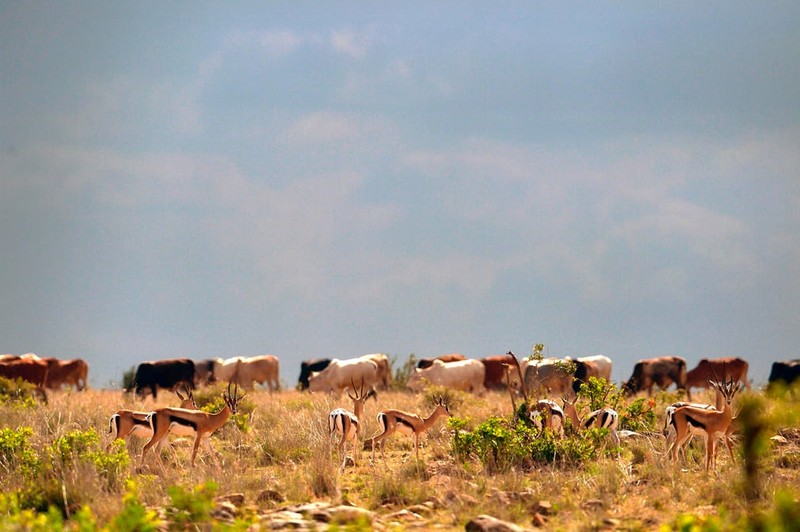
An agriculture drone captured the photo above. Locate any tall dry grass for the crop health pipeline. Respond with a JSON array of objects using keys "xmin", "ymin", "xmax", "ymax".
[{"xmin": 0, "ymin": 382, "xmax": 798, "ymax": 529}]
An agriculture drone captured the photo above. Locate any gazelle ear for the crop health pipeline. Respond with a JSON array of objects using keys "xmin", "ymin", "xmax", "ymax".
[{"xmin": 708, "ymin": 380, "xmax": 717, "ymax": 389}]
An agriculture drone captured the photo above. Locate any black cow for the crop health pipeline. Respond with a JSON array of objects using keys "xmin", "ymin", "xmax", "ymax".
[
  {"xmin": 768, "ymin": 360, "xmax": 800, "ymax": 389},
  {"xmin": 134, "ymin": 358, "xmax": 195, "ymax": 399},
  {"xmin": 193, "ymin": 359, "xmax": 218, "ymax": 387},
  {"xmin": 297, "ymin": 358, "xmax": 332, "ymax": 390},
  {"xmin": 623, "ymin": 356, "xmax": 688, "ymax": 397}
]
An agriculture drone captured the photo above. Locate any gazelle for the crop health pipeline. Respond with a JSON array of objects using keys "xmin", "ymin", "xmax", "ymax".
[
  {"xmin": 526, "ymin": 399, "xmax": 565, "ymax": 438},
  {"xmin": 370, "ymin": 397, "xmax": 451, "ymax": 463},
  {"xmin": 328, "ymin": 380, "xmax": 374, "ymax": 470},
  {"xmin": 140, "ymin": 382, "xmax": 244, "ymax": 469},
  {"xmin": 664, "ymin": 383, "xmax": 737, "ymax": 463},
  {"xmin": 107, "ymin": 385, "xmax": 196, "ymax": 451},
  {"xmin": 667, "ymin": 378, "xmax": 741, "ymax": 472},
  {"xmin": 561, "ymin": 397, "xmax": 620, "ymax": 446}
]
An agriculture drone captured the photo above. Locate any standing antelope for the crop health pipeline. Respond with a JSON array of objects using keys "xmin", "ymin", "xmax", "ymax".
[
  {"xmin": 371, "ymin": 397, "xmax": 451, "ymax": 463},
  {"xmin": 561, "ymin": 397, "xmax": 620, "ymax": 446},
  {"xmin": 667, "ymin": 378, "xmax": 741, "ymax": 472},
  {"xmin": 140, "ymin": 382, "xmax": 244, "ymax": 469},
  {"xmin": 107, "ymin": 386, "xmax": 196, "ymax": 451},
  {"xmin": 664, "ymin": 383, "xmax": 737, "ymax": 464},
  {"xmin": 328, "ymin": 380, "xmax": 374, "ymax": 470}
]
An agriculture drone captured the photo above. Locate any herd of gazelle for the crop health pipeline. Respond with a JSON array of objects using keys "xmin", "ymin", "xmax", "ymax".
[
  {"xmin": 107, "ymin": 368, "xmax": 742, "ymax": 473},
  {"xmin": 109, "ymin": 382, "xmax": 244, "ymax": 470}
]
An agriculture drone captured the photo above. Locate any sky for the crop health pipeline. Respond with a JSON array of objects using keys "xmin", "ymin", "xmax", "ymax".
[{"xmin": 1, "ymin": 3, "xmax": 798, "ymax": 389}]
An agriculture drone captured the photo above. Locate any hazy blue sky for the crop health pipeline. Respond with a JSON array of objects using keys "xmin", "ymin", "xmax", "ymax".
[{"xmin": 2, "ymin": 3, "xmax": 798, "ymax": 388}]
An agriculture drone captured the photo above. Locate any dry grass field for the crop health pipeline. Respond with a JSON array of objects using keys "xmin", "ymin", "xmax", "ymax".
[{"xmin": 0, "ymin": 377, "xmax": 799, "ymax": 530}]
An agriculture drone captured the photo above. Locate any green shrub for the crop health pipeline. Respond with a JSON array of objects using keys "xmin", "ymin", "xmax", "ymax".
[
  {"xmin": 451, "ymin": 414, "xmax": 600, "ymax": 472},
  {"xmin": 109, "ymin": 479, "xmax": 163, "ymax": 532},
  {"xmin": 165, "ymin": 480, "xmax": 218, "ymax": 529},
  {"xmin": 0, "ymin": 377, "xmax": 41, "ymax": 408},
  {"xmin": 619, "ymin": 397, "xmax": 658, "ymax": 432},
  {"xmin": 0, "ymin": 426, "xmax": 41, "ymax": 476}
]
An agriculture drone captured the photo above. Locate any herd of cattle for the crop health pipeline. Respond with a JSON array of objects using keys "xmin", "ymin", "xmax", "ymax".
[{"xmin": 1, "ymin": 351, "xmax": 799, "ymax": 401}]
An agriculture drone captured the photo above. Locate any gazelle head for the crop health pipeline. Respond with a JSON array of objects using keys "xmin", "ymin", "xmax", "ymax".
[
  {"xmin": 434, "ymin": 396, "xmax": 452, "ymax": 417},
  {"xmin": 175, "ymin": 384, "xmax": 197, "ymax": 409},
  {"xmin": 224, "ymin": 382, "xmax": 245, "ymax": 414},
  {"xmin": 708, "ymin": 378, "xmax": 741, "ymax": 407}
]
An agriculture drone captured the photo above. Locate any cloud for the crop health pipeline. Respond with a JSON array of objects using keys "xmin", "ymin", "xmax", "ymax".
[{"xmin": 331, "ymin": 29, "xmax": 370, "ymax": 59}]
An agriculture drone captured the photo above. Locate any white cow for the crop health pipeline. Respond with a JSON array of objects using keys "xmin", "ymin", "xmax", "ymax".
[
  {"xmin": 308, "ymin": 357, "xmax": 380, "ymax": 394},
  {"xmin": 407, "ymin": 359, "xmax": 486, "ymax": 393},
  {"xmin": 234, "ymin": 355, "xmax": 280, "ymax": 391},
  {"xmin": 358, "ymin": 354, "xmax": 391, "ymax": 389},
  {"xmin": 524, "ymin": 357, "xmax": 575, "ymax": 399},
  {"xmin": 212, "ymin": 357, "xmax": 239, "ymax": 383}
]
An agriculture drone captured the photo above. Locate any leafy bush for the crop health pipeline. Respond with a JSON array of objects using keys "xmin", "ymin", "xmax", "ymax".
[
  {"xmin": 390, "ymin": 354, "xmax": 418, "ymax": 390},
  {"xmin": 165, "ymin": 480, "xmax": 218, "ymax": 529},
  {"xmin": 619, "ymin": 397, "xmax": 658, "ymax": 432},
  {"xmin": 0, "ymin": 377, "xmax": 41, "ymax": 408},
  {"xmin": 109, "ymin": 479, "xmax": 163, "ymax": 531},
  {"xmin": 0, "ymin": 426, "xmax": 41, "ymax": 476},
  {"xmin": 451, "ymin": 414, "xmax": 601, "ymax": 472}
]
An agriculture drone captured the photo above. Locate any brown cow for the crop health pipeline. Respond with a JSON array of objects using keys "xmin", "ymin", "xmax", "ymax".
[
  {"xmin": 623, "ymin": 356, "xmax": 688, "ymax": 397},
  {"xmin": 416, "ymin": 353, "xmax": 466, "ymax": 369},
  {"xmin": 481, "ymin": 354, "xmax": 518, "ymax": 390},
  {"xmin": 44, "ymin": 358, "xmax": 89, "ymax": 391},
  {"xmin": 686, "ymin": 357, "xmax": 749, "ymax": 399},
  {"xmin": 0, "ymin": 358, "xmax": 49, "ymax": 402}
]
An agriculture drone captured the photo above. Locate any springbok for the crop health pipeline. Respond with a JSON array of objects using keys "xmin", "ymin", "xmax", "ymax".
[
  {"xmin": 561, "ymin": 396, "xmax": 620, "ymax": 446},
  {"xmin": 328, "ymin": 379, "xmax": 374, "ymax": 470},
  {"xmin": 107, "ymin": 385, "xmax": 196, "ymax": 451},
  {"xmin": 370, "ymin": 397, "xmax": 451, "ymax": 463},
  {"xmin": 667, "ymin": 377, "xmax": 741, "ymax": 472},
  {"xmin": 527, "ymin": 399, "xmax": 566, "ymax": 438},
  {"xmin": 140, "ymin": 382, "xmax": 244, "ymax": 469}
]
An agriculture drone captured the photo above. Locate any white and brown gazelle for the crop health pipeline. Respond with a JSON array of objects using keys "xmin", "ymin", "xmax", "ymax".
[
  {"xmin": 561, "ymin": 396, "xmax": 620, "ymax": 446},
  {"xmin": 370, "ymin": 397, "xmax": 451, "ymax": 463},
  {"xmin": 664, "ymin": 383, "xmax": 738, "ymax": 464},
  {"xmin": 140, "ymin": 382, "xmax": 244, "ymax": 469},
  {"xmin": 527, "ymin": 399, "xmax": 566, "ymax": 438},
  {"xmin": 328, "ymin": 379, "xmax": 374, "ymax": 470},
  {"xmin": 667, "ymin": 377, "xmax": 741, "ymax": 472},
  {"xmin": 107, "ymin": 385, "xmax": 196, "ymax": 451}
]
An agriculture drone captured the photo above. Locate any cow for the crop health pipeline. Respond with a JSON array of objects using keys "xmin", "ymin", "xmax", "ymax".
[
  {"xmin": 416, "ymin": 353, "xmax": 466, "ymax": 370},
  {"xmin": 193, "ymin": 359, "xmax": 219, "ymax": 387},
  {"xmin": 572, "ymin": 355, "xmax": 613, "ymax": 394},
  {"xmin": 133, "ymin": 358, "xmax": 195, "ymax": 400},
  {"xmin": 44, "ymin": 358, "xmax": 89, "ymax": 391},
  {"xmin": 307, "ymin": 357, "xmax": 380, "ymax": 394},
  {"xmin": 0, "ymin": 358, "xmax": 49, "ymax": 402},
  {"xmin": 623, "ymin": 356, "xmax": 687, "ymax": 397},
  {"xmin": 685, "ymin": 357, "xmax": 749, "ymax": 399},
  {"xmin": 768, "ymin": 360, "xmax": 800, "ymax": 389},
  {"xmin": 359, "ymin": 354, "xmax": 391, "ymax": 389},
  {"xmin": 407, "ymin": 358, "xmax": 486, "ymax": 394},
  {"xmin": 231, "ymin": 355, "xmax": 281, "ymax": 391},
  {"xmin": 524, "ymin": 357, "xmax": 576, "ymax": 399},
  {"xmin": 298, "ymin": 358, "xmax": 332, "ymax": 390},
  {"xmin": 481, "ymin": 353, "xmax": 519, "ymax": 390},
  {"xmin": 212, "ymin": 357, "xmax": 240, "ymax": 384}
]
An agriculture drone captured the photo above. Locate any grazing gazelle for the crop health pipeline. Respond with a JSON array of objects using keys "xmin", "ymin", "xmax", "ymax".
[
  {"xmin": 527, "ymin": 399, "xmax": 566, "ymax": 438},
  {"xmin": 667, "ymin": 377, "xmax": 741, "ymax": 472},
  {"xmin": 561, "ymin": 396, "xmax": 620, "ymax": 446},
  {"xmin": 107, "ymin": 385, "xmax": 196, "ymax": 451},
  {"xmin": 328, "ymin": 379, "xmax": 374, "ymax": 470},
  {"xmin": 140, "ymin": 382, "xmax": 244, "ymax": 469},
  {"xmin": 370, "ymin": 397, "xmax": 451, "ymax": 463}
]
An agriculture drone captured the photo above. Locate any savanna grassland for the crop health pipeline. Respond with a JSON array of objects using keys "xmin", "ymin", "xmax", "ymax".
[{"xmin": 0, "ymin": 372, "xmax": 799, "ymax": 531}]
